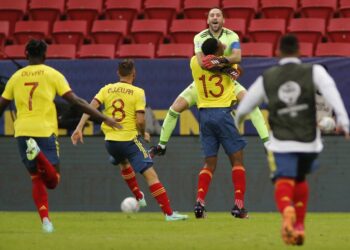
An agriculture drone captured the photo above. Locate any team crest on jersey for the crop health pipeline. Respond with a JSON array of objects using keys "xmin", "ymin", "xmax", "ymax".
[{"xmin": 277, "ymin": 81, "xmax": 308, "ymax": 117}]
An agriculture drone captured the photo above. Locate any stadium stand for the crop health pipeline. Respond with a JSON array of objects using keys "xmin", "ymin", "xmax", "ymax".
[
  {"xmin": 157, "ymin": 43, "xmax": 193, "ymax": 58},
  {"xmin": 46, "ymin": 44, "xmax": 77, "ymax": 59},
  {"xmin": 222, "ymin": 0, "xmax": 258, "ymax": 25},
  {"xmin": 288, "ymin": 18, "xmax": 326, "ymax": 44},
  {"xmin": 28, "ymin": 0, "xmax": 65, "ymax": 29},
  {"xmin": 131, "ymin": 19, "xmax": 167, "ymax": 46},
  {"xmin": 118, "ymin": 44, "xmax": 155, "ymax": 58},
  {"xmin": 298, "ymin": 42, "xmax": 314, "ymax": 57},
  {"xmin": 13, "ymin": 21, "xmax": 49, "ymax": 44},
  {"xmin": 300, "ymin": 0, "xmax": 337, "ymax": 23},
  {"xmin": 91, "ymin": 20, "xmax": 127, "ymax": 46},
  {"xmin": 183, "ymin": 0, "xmax": 220, "ymax": 19},
  {"xmin": 79, "ymin": 44, "xmax": 116, "ymax": 59},
  {"xmin": 0, "ymin": 0, "xmax": 27, "ymax": 37},
  {"xmin": 144, "ymin": 0, "xmax": 180, "ymax": 26},
  {"xmin": 170, "ymin": 19, "xmax": 206, "ymax": 43},
  {"xmin": 241, "ymin": 42, "xmax": 274, "ymax": 57},
  {"xmin": 315, "ymin": 42, "xmax": 350, "ymax": 56},
  {"xmin": 0, "ymin": 22, "xmax": 9, "ymax": 50},
  {"xmin": 3, "ymin": 44, "xmax": 26, "ymax": 59},
  {"xmin": 52, "ymin": 20, "xmax": 87, "ymax": 47},
  {"xmin": 225, "ymin": 19, "xmax": 247, "ymax": 39},
  {"xmin": 327, "ymin": 18, "xmax": 350, "ymax": 43},
  {"xmin": 339, "ymin": 0, "xmax": 350, "ymax": 17},
  {"xmin": 248, "ymin": 19, "xmax": 286, "ymax": 49},
  {"xmin": 260, "ymin": 0, "xmax": 297, "ymax": 21}
]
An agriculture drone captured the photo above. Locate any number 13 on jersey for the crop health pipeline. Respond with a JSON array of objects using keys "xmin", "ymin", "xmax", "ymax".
[{"xmin": 198, "ymin": 74, "xmax": 224, "ymax": 98}]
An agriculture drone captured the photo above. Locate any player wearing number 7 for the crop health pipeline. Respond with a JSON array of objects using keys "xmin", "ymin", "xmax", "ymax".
[
  {"xmin": 191, "ymin": 38, "xmax": 248, "ymax": 219},
  {"xmin": 0, "ymin": 39, "xmax": 120, "ymax": 233},
  {"xmin": 71, "ymin": 59, "xmax": 188, "ymax": 221}
]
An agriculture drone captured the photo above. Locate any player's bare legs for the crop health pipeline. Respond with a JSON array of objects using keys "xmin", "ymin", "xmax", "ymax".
[
  {"xmin": 142, "ymin": 167, "xmax": 188, "ymax": 221},
  {"xmin": 228, "ymin": 150, "xmax": 248, "ymax": 218},
  {"xmin": 119, "ymin": 161, "xmax": 146, "ymax": 207}
]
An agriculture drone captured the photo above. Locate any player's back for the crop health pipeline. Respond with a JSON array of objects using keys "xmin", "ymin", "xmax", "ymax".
[
  {"xmin": 190, "ymin": 56, "xmax": 236, "ymax": 108},
  {"xmin": 95, "ymin": 82, "xmax": 145, "ymax": 141},
  {"xmin": 2, "ymin": 64, "xmax": 71, "ymax": 137}
]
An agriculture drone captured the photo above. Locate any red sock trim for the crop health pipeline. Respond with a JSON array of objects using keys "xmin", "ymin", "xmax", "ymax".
[
  {"xmin": 149, "ymin": 182, "xmax": 172, "ymax": 215},
  {"xmin": 275, "ymin": 178, "xmax": 295, "ymax": 213},
  {"xmin": 121, "ymin": 166, "xmax": 142, "ymax": 200},
  {"xmin": 294, "ymin": 180, "xmax": 309, "ymax": 226},
  {"xmin": 232, "ymin": 165, "xmax": 246, "ymax": 208},
  {"xmin": 36, "ymin": 152, "xmax": 58, "ymax": 189},
  {"xmin": 196, "ymin": 167, "xmax": 213, "ymax": 204},
  {"xmin": 31, "ymin": 174, "xmax": 49, "ymax": 221}
]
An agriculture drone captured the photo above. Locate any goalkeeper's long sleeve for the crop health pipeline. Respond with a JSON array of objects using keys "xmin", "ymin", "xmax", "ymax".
[
  {"xmin": 159, "ymin": 108, "xmax": 180, "ymax": 146},
  {"xmin": 249, "ymin": 107, "xmax": 269, "ymax": 142}
]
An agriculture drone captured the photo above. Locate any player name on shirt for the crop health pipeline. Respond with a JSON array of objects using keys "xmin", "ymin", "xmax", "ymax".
[
  {"xmin": 107, "ymin": 86, "xmax": 134, "ymax": 95},
  {"xmin": 21, "ymin": 70, "xmax": 45, "ymax": 77}
]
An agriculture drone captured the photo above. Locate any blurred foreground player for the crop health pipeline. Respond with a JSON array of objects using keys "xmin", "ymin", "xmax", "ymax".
[
  {"xmin": 236, "ymin": 34, "xmax": 350, "ymax": 245},
  {"xmin": 71, "ymin": 59, "xmax": 188, "ymax": 221},
  {"xmin": 0, "ymin": 39, "xmax": 119, "ymax": 232}
]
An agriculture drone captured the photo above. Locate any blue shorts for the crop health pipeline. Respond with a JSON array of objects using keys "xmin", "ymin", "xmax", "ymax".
[
  {"xmin": 199, "ymin": 107, "xmax": 247, "ymax": 157},
  {"xmin": 17, "ymin": 135, "xmax": 60, "ymax": 174},
  {"xmin": 105, "ymin": 136, "xmax": 153, "ymax": 174},
  {"xmin": 270, "ymin": 152, "xmax": 319, "ymax": 181}
]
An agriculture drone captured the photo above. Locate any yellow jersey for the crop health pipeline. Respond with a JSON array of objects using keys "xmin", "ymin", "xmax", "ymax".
[
  {"xmin": 94, "ymin": 82, "xmax": 146, "ymax": 141},
  {"xmin": 2, "ymin": 64, "xmax": 71, "ymax": 137},
  {"xmin": 190, "ymin": 56, "xmax": 236, "ymax": 108}
]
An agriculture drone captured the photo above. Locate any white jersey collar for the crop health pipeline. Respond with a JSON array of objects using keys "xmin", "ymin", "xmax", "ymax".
[{"xmin": 279, "ymin": 57, "xmax": 301, "ymax": 65}]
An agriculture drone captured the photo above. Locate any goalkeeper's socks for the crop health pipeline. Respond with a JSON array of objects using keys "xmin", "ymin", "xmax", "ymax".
[
  {"xmin": 274, "ymin": 178, "xmax": 295, "ymax": 213},
  {"xmin": 31, "ymin": 174, "xmax": 49, "ymax": 221},
  {"xmin": 36, "ymin": 151, "xmax": 59, "ymax": 189},
  {"xmin": 294, "ymin": 180, "xmax": 309, "ymax": 226},
  {"xmin": 121, "ymin": 165, "xmax": 143, "ymax": 200},
  {"xmin": 159, "ymin": 108, "xmax": 180, "ymax": 145},
  {"xmin": 149, "ymin": 182, "xmax": 173, "ymax": 215},
  {"xmin": 232, "ymin": 165, "xmax": 246, "ymax": 209},
  {"xmin": 196, "ymin": 167, "xmax": 213, "ymax": 203}
]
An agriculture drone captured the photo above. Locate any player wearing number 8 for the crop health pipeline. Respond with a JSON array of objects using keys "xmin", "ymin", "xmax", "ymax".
[
  {"xmin": 0, "ymin": 39, "xmax": 119, "ymax": 233},
  {"xmin": 191, "ymin": 38, "xmax": 247, "ymax": 218}
]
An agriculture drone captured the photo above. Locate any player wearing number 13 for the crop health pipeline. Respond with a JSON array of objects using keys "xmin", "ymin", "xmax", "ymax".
[{"xmin": 191, "ymin": 38, "xmax": 247, "ymax": 218}]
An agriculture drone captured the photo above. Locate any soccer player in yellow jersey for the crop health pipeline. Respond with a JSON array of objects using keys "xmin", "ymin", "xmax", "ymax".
[
  {"xmin": 191, "ymin": 38, "xmax": 248, "ymax": 219},
  {"xmin": 71, "ymin": 59, "xmax": 188, "ymax": 221},
  {"xmin": 0, "ymin": 39, "xmax": 119, "ymax": 233}
]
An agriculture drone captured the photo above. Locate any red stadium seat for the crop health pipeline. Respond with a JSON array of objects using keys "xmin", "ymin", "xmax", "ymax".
[
  {"xmin": 225, "ymin": 19, "xmax": 247, "ymax": 39},
  {"xmin": 0, "ymin": 0, "xmax": 27, "ymax": 37},
  {"xmin": 327, "ymin": 18, "xmax": 350, "ymax": 43},
  {"xmin": 131, "ymin": 20, "xmax": 167, "ymax": 46},
  {"xmin": 4, "ymin": 44, "xmax": 26, "ymax": 59},
  {"xmin": 79, "ymin": 44, "xmax": 116, "ymax": 59},
  {"xmin": 144, "ymin": 0, "xmax": 180, "ymax": 26},
  {"xmin": 300, "ymin": 0, "xmax": 337, "ymax": 22},
  {"xmin": 222, "ymin": 0, "xmax": 258, "ymax": 25},
  {"xmin": 105, "ymin": 0, "xmax": 142, "ymax": 31},
  {"xmin": 47, "ymin": 44, "xmax": 76, "ymax": 59},
  {"xmin": 170, "ymin": 19, "xmax": 207, "ymax": 43},
  {"xmin": 298, "ymin": 42, "xmax": 314, "ymax": 57},
  {"xmin": 28, "ymin": 0, "xmax": 65, "ymax": 29},
  {"xmin": 248, "ymin": 19, "xmax": 286, "ymax": 48},
  {"xmin": 66, "ymin": 0, "xmax": 103, "ymax": 32},
  {"xmin": 91, "ymin": 20, "xmax": 127, "ymax": 46},
  {"xmin": 52, "ymin": 21, "xmax": 87, "ymax": 46},
  {"xmin": 118, "ymin": 44, "xmax": 155, "ymax": 58},
  {"xmin": 0, "ymin": 22, "xmax": 9, "ymax": 49},
  {"xmin": 339, "ymin": 0, "xmax": 350, "ymax": 17},
  {"xmin": 261, "ymin": 0, "xmax": 297, "ymax": 21},
  {"xmin": 157, "ymin": 44, "xmax": 194, "ymax": 58},
  {"xmin": 315, "ymin": 42, "xmax": 350, "ymax": 56},
  {"xmin": 241, "ymin": 42, "xmax": 274, "ymax": 57},
  {"xmin": 14, "ymin": 21, "xmax": 49, "ymax": 45},
  {"xmin": 183, "ymin": 0, "xmax": 220, "ymax": 19},
  {"xmin": 288, "ymin": 18, "xmax": 325, "ymax": 44}
]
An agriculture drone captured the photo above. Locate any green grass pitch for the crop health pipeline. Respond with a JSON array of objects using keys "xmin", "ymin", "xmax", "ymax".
[{"xmin": 0, "ymin": 212, "xmax": 349, "ymax": 250}]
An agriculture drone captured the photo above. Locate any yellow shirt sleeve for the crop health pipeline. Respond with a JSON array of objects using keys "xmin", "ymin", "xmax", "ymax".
[
  {"xmin": 54, "ymin": 70, "xmax": 72, "ymax": 96},
  {"xmin": 1, "ymin": 76, "xmax": 15, "ymax": 100},
  {"xmin": 94, "ymin": 85, "xmax": 106, "ymax": 104},
  {"xmin": 135, "ymin": 89, "xmax": 146, "ymax": 111}
]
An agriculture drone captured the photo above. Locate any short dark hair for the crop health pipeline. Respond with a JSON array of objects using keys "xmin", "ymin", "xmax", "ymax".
[
  {"xmin": 118, "ymin": 59, "xmax": 135, "ymax": 76},
  {"xmin": 201, "ymin": 38, "xmax": 219, "ymax": 56},
  {"xmin": 279, "ymin": 34, "xmax": 299, "ymax": 55},
  {"xmin": 25, "ymin": 39, "xmax": 47, "ymax": 59}
]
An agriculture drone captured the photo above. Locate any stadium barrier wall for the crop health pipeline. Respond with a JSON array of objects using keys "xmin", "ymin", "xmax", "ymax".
[
  {"xmin": 1, "ymin": 58, "xmax": 350, "ymax": 136},
  {"xmin": 0, "ymin": 136, "xmax": 349, "ymax": 212}
]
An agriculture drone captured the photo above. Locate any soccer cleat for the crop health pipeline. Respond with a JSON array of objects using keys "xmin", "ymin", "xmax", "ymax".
[
  {"xmin": 42, "ymin": 217, "xmax": 54, "ymax": 233},
  {"xmin": 137, "ymin": 191, "xmax": 147, "ymax": 208},
  {"xmin": 231, "ymin": 205, "xmax": 249, "ymax": 219},
  {"xmin": 294, "ymin": 223, "xmax": 305, "ymax": 246},
  {"xmin": 281, "ymin": 206, "xmax": 296, "ymax": 245},
  {"xmin": 149, "ymin": 145, "xmax": 166, "ymax": 158},
  {"xmin": 194, "ymin": 201, "xmax": 206, "ymax": 219},
  {"xmin": 165, "ymin": 212, "xmax": 188, "ymax": 221},
  {"xmin": 26, "ymin": 138, "xmax": 40, "ymax": 161}
]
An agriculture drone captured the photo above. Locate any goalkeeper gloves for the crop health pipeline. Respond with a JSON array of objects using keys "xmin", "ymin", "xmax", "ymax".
[
  {"xmin": 202, "ymin": 55, "xmax": 229, "ymax": 69},
  {"xmin": 221, "ymin": 66, "xmax": 241, "ymax": 80}
]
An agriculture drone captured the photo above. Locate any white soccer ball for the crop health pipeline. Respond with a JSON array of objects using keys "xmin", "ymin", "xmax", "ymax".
[
  {"xmin": 318, "ymin": 116, "xmax": 336, "ymax": 133},
  {"xmin": 120, "ymin": 197, "xmax": 140, "ymax": 213}
]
